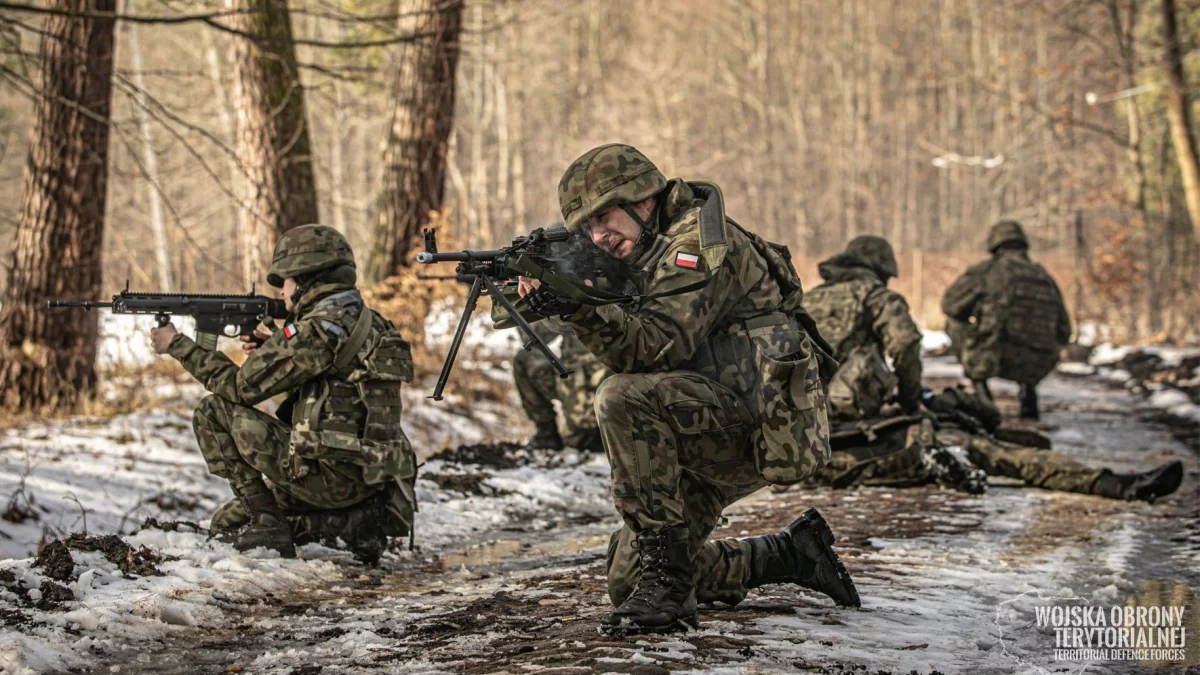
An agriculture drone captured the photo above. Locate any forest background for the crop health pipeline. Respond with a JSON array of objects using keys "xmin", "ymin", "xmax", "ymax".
[{"xmin": 0, "ymin": 0, "xmax": 1197, "ymax": 411}]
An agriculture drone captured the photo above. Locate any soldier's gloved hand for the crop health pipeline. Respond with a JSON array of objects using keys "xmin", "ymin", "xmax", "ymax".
[{"xmin": 525, "ymin": 285, "xmax": 580, "ymax": 318}]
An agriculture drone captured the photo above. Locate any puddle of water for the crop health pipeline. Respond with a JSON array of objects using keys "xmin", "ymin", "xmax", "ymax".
[
  {"xmin": 1128, "ymin": 578, "xmax": 1200, "ymax": 667},
  {"xmin": 437, "ymin": 534, "xmax": 611, "ymax": 570}
]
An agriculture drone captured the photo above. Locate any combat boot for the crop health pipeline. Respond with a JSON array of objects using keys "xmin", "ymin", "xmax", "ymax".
[
  {"xmin": 525, "ymin": 421, "xmax": 564, "ymax": 450},
  {"xmin": 1092, "ymin": 460, "xmax": 1184, "ymax": 502},
  {"xmin": 972, "ymin": 379, "xmax": 993, "ymax": 406},
  {"xmin": 1018, "ymin": 384, "xmax": 1039, "ymax": 420},
  {"xmin": 602, "ymin": 526, "xmax": 699, "ymax": 635},
  {"xmin": 746, "ymin": 508, "xmax": 861, "ymax": 608},
  {"xmin": 217, "ymin": 490, "xmax": 296, "ymax": 558},
  {"xmin": 298, "ymin": 497, "xmax": 390, "ymax": 565}
]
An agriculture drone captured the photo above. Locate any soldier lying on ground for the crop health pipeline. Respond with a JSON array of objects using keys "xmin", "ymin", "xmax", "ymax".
[
  {"xmin": 512, "ymin": 319, "xmax": 610, "ymax": 452},
  {"xmin": 942, "ymin": 220, "xmax": 1072, "ymax": 420},
  {"xmin": 811, "ymin": 387, "xmax": 1184, "ymax": 502},
  {"xmin": 516, "ymin": 143, "xmax": 860, "ymax": 635},
  {"xmin": 149, "ymin": 225, "xmax": 417, "ymax": 564},
  {"xmin": 805, "ymin": 235, "xmax": 1182, "ymax": 501}
]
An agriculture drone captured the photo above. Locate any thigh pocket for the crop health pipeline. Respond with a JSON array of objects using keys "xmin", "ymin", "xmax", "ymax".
[{"xmin": 750, "ymin": 340, "xmax": 831, "ymax": 485}]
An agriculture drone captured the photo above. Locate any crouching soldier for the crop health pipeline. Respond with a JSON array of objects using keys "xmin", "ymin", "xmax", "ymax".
[
  {"xmin": 942, "ymin": 220, "xmax": 1072, "ymax": 419},
  {"xmin": 150, "ymin": 225, "xmax": 417, "ymax": 563},
  {"xmin": 520, "ymin": 144, "xmax": 860, "ymax": 635}
]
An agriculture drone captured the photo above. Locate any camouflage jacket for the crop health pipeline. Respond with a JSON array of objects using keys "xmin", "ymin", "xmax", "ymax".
[
  {"xmin": 806, "ymin": 256, "xmax": 922, "ymax": 412},
  {"xmin": 167, "ymin": 283, "xmax": 416, "ymax": 493},
  {"xmin": 562, "ymin": 179, "xmax": 805, "ymax": 398},
  {"xmin": 942, "ymin": 249, "xmax": 1070, "ymax": 382}
]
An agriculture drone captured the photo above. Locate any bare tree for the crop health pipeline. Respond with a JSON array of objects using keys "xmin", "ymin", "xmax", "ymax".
[
  {"xmin": 224, "ymin": 0, "xmax": 320, "ymax": 286},
  {"xmin": 366, "ymin": 0, "xmax": 463, "ymax": 282},
  {"xmin": 0, "ymin": 0, "xmax": 117, "ymax": 412},
  {"xmin": 1159, "ymin": 0, "xmax": 1200, "ymax": 241}
]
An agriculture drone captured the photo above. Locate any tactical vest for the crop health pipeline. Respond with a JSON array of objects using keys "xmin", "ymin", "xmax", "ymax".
[
  {"xmin": 287, "ymin": 292, "xmax": 417, "ymax": 535},
  {"xmin": 805, "ymin": 279, "xmax": 878, "ymax": 363},
  {"xmin": 987, "ymin": 256, "xmax": 1064, "ymax": 353}
]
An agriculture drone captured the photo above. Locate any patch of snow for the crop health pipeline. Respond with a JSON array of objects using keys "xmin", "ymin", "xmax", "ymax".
[
  {"xmin": 921, "ymin": 330, "xmax": 952, "ymax": 354},
  {"xmin": 1056, "ymin": 362, "xmax": 1095, "ymax": 376}
]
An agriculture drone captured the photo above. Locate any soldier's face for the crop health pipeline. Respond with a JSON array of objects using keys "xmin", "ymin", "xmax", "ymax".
[
  {"xmin": 281, "ymin": 278, "xmax": 297, "ymax": 311},
  {"xmin": 586, "ymin": 200, "xmax": 651, "ymax": 259}
]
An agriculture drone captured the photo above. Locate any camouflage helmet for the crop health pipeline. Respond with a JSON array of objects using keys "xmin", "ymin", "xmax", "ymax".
[
  {"xmin": 986, "ymin": 220, "xmax": 1028, "ymax": 253},
  {"xmin": 558, "ymin": 144, "xmax": 668, "ymax": 230},
  {"xmin": 845, "ymin": 235, "xmax": 899, "ymax": 279},
  {"xmin": 266, "ymin": 224, "xmax": 355, "ymax": 288}
]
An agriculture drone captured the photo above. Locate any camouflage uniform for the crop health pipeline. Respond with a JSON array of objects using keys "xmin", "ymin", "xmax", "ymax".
[
  {"xmin": 557, "ymin": 145, "xmax": 837, "ymax": 610},
  {"xmin": 512, "ymin": 321, "xmax": 612, "ymax": 449},
  {"xmin": 942, "ymin": 221, "xmax": 1071, "ymax": 387},
  {"xmin": 806, "ymin": 237, "xmax": 922, "ymax": 420},
  {"xmin": 512, "ymin": 321, "xmax": 562, "ymax": 427},
  {"xmin": 169, "ymin": 225, "xmax": 416, "ymax": 559},
  {"xmin": 812, "ymin": 389, "xmax": 1128, "ymax": 498}
]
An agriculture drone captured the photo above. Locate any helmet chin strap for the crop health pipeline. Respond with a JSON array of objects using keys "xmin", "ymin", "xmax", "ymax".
[{"xmin": 619, "ymin": 199, "xmax": 661, "ymax": 260}]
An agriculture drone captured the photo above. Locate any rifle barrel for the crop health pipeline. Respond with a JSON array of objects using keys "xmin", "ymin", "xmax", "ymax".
[
  {"xmin": 416, "ymin": 249, "xmax": 508, "ymax": 264},
  {"xmin": 46, "ymin": 300, "xmax": 112, "ymax": 309}
]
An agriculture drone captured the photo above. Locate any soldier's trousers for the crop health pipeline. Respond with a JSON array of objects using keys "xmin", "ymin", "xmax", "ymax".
[
  {"xmin": 596, "ymin": 372, "xmax": 769, "ymax": 607},
  {"xmin": 963, "ymin": 435, "xmax": 1105, "ymax": 494},
  {"xmin": 194, "ymin": 395, "xmax": 380, "ymax": 512},
  {"xmin": 513, "ymin": 344, "xmax": 559, "ymax": 425}
]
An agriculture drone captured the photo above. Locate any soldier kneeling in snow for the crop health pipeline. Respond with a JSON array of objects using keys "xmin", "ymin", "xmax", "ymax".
[{"xmin": 150, "ymin": 225, "xmax": 417, "ymax": 563}]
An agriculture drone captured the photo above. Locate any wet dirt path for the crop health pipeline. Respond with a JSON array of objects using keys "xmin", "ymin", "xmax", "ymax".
[{"xmin": 102, "ymin": 372, "xmax": 1200, "ymax": 675}]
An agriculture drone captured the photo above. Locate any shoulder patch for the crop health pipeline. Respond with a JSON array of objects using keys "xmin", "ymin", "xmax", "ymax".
[
  {"xmin": 282, "ymin": 323, "xmax": 299, "ymax": 339},
  {"xmin": 674, "ymin": 252, "xmax": 700, "ymax": 269}
]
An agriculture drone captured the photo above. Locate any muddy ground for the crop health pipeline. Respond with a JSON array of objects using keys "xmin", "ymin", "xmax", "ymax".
[{"xmin": 86, "ymin": 369, "xmax": 1200, "ymax": 674}]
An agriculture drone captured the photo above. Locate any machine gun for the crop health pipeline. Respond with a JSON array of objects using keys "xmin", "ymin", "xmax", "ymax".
[
  {"xmin": 47, "ymin": 281, "xmax": 287, "ymax": 351},
  {"xmin": 415, "ymin": 227, "xmax": 584, "ymax": 401}
]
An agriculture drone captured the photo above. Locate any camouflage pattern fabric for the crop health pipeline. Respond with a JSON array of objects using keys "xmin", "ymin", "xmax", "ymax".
[
  {"xmin": 942, "ymin": 247, "xmax": 1071, "ymax": 384},
  {"xmin": 558, "ymin": 174, "xmax": 830, "ymax": 606},
  {"xmin": 266, "ymin": 224, "xmax": 356, "ymax": 288},
  {"xmin": 513, "ymin": 321, "xmax": 613, "ymax": 442},
  {"xmin": 512, "ymin": 321, "xmax": 562, "ymax": 426},
  {"xmin": 556, "ymin": 333, "xmax": 612, "ymax": 441},
  {"xmin": 558, "ymin": 144, "xmax": 668, "ymax": 231},
  {"xmin": 193, "ymin": 395, "xmax": 381, "ymax": 511},
  {"xmin": 939, "ymin": 428, "xmax": 1106, "ymax": 494},
  {"xmin": 597, "ymin": 371, "xmax": 765, "ymax": 606},
  {"xmin": 815, "ymin": 420, "xmax": 1105, "ymax": 495},
  {"xmin": 168, "ymin": 281, "xmax": 416, "ymax": 536},
  {"xmin": 806, "ymin": 252, "xmax": 923, "ymax": 418}
]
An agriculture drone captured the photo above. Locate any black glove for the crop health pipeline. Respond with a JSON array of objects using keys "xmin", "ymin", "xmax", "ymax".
[{"xmin": 525, "ymin": 285, "xmax": 581, "ymax": 318}]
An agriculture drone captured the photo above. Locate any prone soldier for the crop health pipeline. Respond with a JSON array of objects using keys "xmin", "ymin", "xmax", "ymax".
[
  {"xmin": 519, "ymin": 144, "xmax": 860, "ymax": 634},
  {"xmin": 803, "ymin": 236, "xmax": 1181, "ymax": 501},
  {"xmin": 150, "ymin": 225, "xmax": 417, "ymax": 563},
  {"xmin": 941, "ymin": 220, "xmax": 1071, "ymax": 419}
]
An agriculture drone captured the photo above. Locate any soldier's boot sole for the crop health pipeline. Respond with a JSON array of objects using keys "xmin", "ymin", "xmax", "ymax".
[
  {"xmin": 601, "ymin": 612, "xmax": 700, "ymax": 637},
  {"xmin": 785, "ymin": 509, "xmax": 862, "ymax": 608},
  {"xmin": 1130, "ymin": 460, "xmax": 1184, "ymax": 502}
]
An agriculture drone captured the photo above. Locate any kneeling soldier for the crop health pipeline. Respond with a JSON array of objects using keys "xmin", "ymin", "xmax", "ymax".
[
  {"xmin": 521, "ymin": 144, "xmax": 860, "ymax": 634},
  {"xmin": 150, "ymin": 225, "xmax": 417, "ymax": 563}
]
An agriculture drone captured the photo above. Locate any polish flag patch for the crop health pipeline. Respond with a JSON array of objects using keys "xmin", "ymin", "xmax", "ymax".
[
  {"xmin": 674, "ymin": 252, "xmax": 700, "ymax": 269},
  {"xmin": 283, "ymin": 324, "xmax": 299, "ymax": 339}
]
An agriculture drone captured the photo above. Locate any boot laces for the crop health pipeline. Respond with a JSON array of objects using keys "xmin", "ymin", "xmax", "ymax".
[{"xmin": 629, "ymin": 536, "xmax": 673, "ymax": 595}]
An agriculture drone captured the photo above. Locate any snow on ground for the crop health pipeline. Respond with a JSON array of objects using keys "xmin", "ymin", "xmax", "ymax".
[{"xmin": 921, "ymin": 329, "xmax": 951, "ymax": 354}]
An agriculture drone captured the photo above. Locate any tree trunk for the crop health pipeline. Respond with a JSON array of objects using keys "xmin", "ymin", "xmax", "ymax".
[
  {"xmin": 126, "ymin": 15, "xmax": 173, "ymax": 290},
  {"xmin": 366, "ymin": 0, "xmax": 464, "ymax": 282},
  {"xmin": 0, "ymin": 0, "xmax": 117, "ymax": 412},
  {"xmin": 1160, "ymin": 0, "xmax": 1200, "ymax": 240},
  {"xmin": 224, "ymin": 0, "xmax": 321, "ymax": 287}
]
